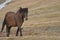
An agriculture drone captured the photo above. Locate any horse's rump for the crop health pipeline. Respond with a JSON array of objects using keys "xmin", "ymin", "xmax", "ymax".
[{"xmin": 6, "ymin": 12, "xmax": 17, "ymax": 27}]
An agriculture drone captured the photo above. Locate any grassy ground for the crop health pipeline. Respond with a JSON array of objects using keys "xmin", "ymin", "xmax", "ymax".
[
  {"xmin": 0, "ymin": 0, "xmax": 5, "ymax": 4},
  {"xmin": 0, "ymin": 0, "xmax": 60, "ymax": 40}
]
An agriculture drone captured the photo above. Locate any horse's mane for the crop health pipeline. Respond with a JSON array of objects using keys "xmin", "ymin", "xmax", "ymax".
[{"xmin": 18, "ymin": 7, "xmax": 28, "ymax": 13}]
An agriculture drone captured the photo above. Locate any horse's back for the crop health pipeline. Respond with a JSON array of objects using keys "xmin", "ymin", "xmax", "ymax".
[{"xmin": 5, "ymin": 12, "xmax": 17, "ymax": 26}]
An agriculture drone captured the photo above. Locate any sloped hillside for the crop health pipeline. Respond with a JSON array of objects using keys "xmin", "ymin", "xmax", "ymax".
[
  {"xmin": 0, "ymin": 0, "xmax": 5, "ymax": 4},
  {"xmin": 0, "ymin": 0, "xmax": 60, "ymax": 40}
]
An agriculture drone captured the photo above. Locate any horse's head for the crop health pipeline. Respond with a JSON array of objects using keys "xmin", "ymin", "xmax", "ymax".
[{"xmin": 19, "ymin": 7, "xmax": 28, "ymax": 20}]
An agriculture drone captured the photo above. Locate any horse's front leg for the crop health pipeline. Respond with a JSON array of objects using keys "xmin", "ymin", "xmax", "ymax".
[
  {"xmin": 16, "ymin": 27, "xmax": 19, "ymax": 36},
  {"xmin": 6, "ymin": 25, "xmax": 11, "ymax": 37},
  {"xmin": 19, "ymin": 27, "xmax": 23, "ymax": 36},
  {"xmin": 16, "ymin": 26, "xmax": 23, "ymax": 36},
  {"xmin": 16, "ymin": 20, "xmax": 23, "ymax": 36}
]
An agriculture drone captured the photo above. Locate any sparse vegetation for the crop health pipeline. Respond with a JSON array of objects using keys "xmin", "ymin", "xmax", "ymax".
[
  {"xmin": 0, "ymin": 0, "xmax": 60, "ymax": 40},
  {"xmin": 0, "ymin": 0, "xmax": 5, "ymax": 4}
]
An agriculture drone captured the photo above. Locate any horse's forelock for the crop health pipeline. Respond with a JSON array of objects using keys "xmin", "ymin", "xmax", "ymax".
[{"xmin": 19, "ymin": 8, "xmax": 28, "ymax": 13}]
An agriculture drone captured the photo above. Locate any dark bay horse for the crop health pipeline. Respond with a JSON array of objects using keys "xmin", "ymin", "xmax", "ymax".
[{"xmin": 1, "ymin": 7, "xmax": 28, "ymax": 37}]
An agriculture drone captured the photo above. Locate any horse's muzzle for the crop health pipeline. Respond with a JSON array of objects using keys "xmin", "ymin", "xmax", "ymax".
[{"xmin": 25, "ymin": 18, "xmax": 28, "ymax": 21}]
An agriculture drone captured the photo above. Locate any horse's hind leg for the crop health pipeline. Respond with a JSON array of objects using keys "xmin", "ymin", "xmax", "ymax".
[
  {"xmin": 0, "ymin": 18, "xmax": 6, "ymax": 32},
  {"xmin": 1, "ymin": 25, "xmax": 5, "ymax": 32},
  {"xmin": 6, "ymin": 25, "xmax": 11, "ymax": 37}
]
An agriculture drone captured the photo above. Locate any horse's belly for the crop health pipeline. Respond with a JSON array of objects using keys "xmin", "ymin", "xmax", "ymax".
[{"xmin": 8, "ymin": 20, "xmax": 16, "ymax": 26}]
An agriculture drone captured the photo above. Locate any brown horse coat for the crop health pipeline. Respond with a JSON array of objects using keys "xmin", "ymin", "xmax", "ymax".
[
  {"xmin": 1, "ymin": 7, "xmax": 28, "ymax": 37},
  {"xmin": 6, "ymin": 12, "xmax": 23, "ymax": 27}
]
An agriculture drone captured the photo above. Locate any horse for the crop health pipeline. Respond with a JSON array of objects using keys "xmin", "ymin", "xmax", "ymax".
[{"xmin": 0, "ymin": 7, "xmax": 28, "ymax": 37}]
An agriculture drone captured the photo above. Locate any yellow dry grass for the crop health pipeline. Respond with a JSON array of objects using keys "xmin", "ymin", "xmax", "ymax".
[{"xmin": 0, "ymin": 0, "xmax": 60, "ymax": 40}]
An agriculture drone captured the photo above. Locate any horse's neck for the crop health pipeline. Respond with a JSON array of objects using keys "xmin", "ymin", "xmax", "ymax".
[
  {"xmin": 16, "ymin": 11, "xmax": 25, "ymax": 18},
  {"xmin": 16, "ymin": 11, "xmax": 20, "ymax": 15},
  {"xmin": 16, "ymin": 11, "xmax": 22, "ymax": 18}
]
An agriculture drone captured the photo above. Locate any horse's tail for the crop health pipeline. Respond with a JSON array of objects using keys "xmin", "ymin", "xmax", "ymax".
[{"xmin": 1, "ymin": 18, "xmax": 6, "ymax": 32}]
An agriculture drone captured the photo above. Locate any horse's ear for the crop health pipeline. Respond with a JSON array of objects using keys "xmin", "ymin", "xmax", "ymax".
[{"xmin": 20, "ymin": 7, "xmax": 22, "ymax": 9}]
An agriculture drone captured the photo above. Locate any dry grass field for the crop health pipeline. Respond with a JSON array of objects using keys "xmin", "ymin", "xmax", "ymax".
[
  {"xmin": 0, "ymin": 0, "xmax": 5, "ymax": 4},
  {"xmin": 0, "ymin": 0, "xmax": 60, "ymax": 40}
]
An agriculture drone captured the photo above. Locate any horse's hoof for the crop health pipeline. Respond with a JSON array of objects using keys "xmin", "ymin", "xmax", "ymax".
[
  {"xmin": 7, "ymin": 35, "xmax": 9, "ymax": 37},
  {"xmin": 16, "ymin": 34, "xmax": 18, "ymax": 36},
  {"xmin": 7, "ymin": 36, "xmax": 9, "ymax": 37},
  {"xmin": 0, "ymin": 31, "xmax": 2, "ymax": 32},
  {"xmin": 20, "ymin": 34, "xmax": 23, "ymax": 36}
]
